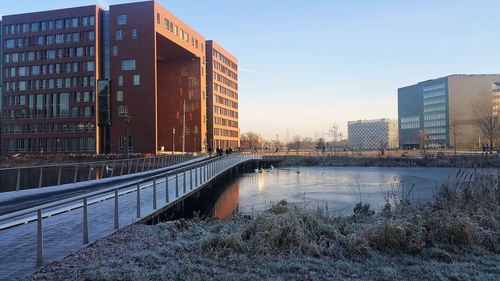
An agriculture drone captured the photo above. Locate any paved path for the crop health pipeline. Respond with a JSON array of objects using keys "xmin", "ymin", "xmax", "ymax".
[{"xmin": 0, "ymin": 156, "xmax": 257, "ymax": 280}]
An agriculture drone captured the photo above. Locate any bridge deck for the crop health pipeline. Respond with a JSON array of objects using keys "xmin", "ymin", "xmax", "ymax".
[{"xmin": 0, "ymin": 155, "xmax": 264, "ymax": 280}]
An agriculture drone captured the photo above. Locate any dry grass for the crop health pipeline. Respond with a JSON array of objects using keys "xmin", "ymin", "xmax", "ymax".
[{"xmin": 23, "ymin": 171, "xmax": 500, "ymax": 281}]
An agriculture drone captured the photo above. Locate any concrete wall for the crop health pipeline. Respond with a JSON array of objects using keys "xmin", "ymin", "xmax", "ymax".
[{"xmin": 448, "ymin": 75, "xmax": 500, "ymax": 149}]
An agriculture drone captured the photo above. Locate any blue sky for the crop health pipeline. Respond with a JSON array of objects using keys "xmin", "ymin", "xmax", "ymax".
[{"xmin": 3, "ymin": 0, "xmax": 500, "ymax": 140}]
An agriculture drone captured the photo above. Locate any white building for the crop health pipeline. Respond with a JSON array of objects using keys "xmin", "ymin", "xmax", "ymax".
[{"xmin": 348, "ymin": 119, "xmax": 398, "ymax": 150}]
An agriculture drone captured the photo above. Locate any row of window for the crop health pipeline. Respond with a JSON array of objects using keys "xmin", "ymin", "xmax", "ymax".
[
  {"xmin": 115, "ymin": 74, "xmax": 141, "ymax": 87},
  {"xmin": 5, "ymin": 91, "xmax": 94, "ymax": 106},
  {"xmin": 423, "ymin": 105, "xmax": 445, "ymax": 113},
  {"xmin": 214, "ymin": 106, "xmax": 238, "ymax": 118},
  {"xmin": 214, "ymin": 94, "xmax": 238, "ymax": 109},
  {"xmin": 423, "ymin": 113, "xmax": 446, "ymax": 121},
  {"xmin": 213, "ymin": 49, "xmax": 237, "ymax": 71},
  {"xmin": 400, "ymin": 116, "xmax": 419, "ymax": 123},
  {"xmin": 423, "ymin": 83, "xmax": 445, "ymax": 92},
  {"xmin": 214, "ymin": 128, "xmax": 238, "ymax": 138},
  {"xmin": 4, "ymin": 16, "xmax": 95, "ymax": 35},
  {"xmin": 3, "ymin": 105, "xmax": 95, "ymax": 120},
  {"xmin": 4, "ymin": 31, "xmax": 95, "ymax": 49},
  {"xmin": 425, "ymin": 128, "xmax": 446, "ymax": 134},
  {"xmin": 214, "ymin": 72, "xmax": 237, "ymax": 90},
  {"xmin": 423, "ymin": 90, "xmax": 445, "ymax": 99},
  {"xmin": 427, "ymin": 134, "xmax": 447, "ymax": 140},
  {"xmin": 424, "ymin": 120, "xmax": 446, "ymax": 128},
  {"xmin": 401, "ymin": 123, "xmax": 419, "ymax": 130},
  {"xmin": 156, "ymin": 13, "xmax": 203, "ymax": 50},
  {"xmin": 5, "ymin": 137, "xmax": 96, "ymax": 153},
  {"xmin": 423, "ymin": 98, "xmax": 445, "ymax": 106},
  {"xmin": 214, "ymin": 117, "xmax": 238, "ymax": 128},
  {"xmin": 4, "ymin": 46, "xmax": 95, "ymax": 63},
  {"xmin": 115, "ymin": 28, "xmax": 138, "ymax": 41},
  {"xmin": 4, "ymin": 76, "xmax": 95, "ymax": 92},
  {"xmin": 5, "ymin": 61, "xmax": 94, "ymax": 78},
  {"xmin": 213, "ymin": 61, "xmax": 237, "ymax": 80},
  {"xmin": 3, "ymin": 122, "xmax": 95, "ymax": 134},
  {"xmin": 213, "ymin": 83, "xmax": 238, "ymax": 99}
]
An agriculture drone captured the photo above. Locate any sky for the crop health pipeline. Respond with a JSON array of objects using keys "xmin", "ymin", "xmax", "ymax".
[{"xmin": 2, "ymin": 0, "xmax": 500, "ymax": 141}]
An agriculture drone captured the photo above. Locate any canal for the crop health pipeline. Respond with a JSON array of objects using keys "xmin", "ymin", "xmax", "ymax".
[{"xmin": 210, "ymin": 166, "xmax": 482, "ymax": 219}]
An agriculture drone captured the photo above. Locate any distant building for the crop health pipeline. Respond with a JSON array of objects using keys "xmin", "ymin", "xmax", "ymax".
[
  {"xmin": 398, "ymin": 74, "xmax": 500, "ymax": 149},
  {"xmin": 347, "ymin": 119, "xmax": 398, "ymax": 150}
]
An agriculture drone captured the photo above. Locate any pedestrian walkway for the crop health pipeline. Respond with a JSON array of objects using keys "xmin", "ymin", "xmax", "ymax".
[{"xmin": 0, "ymin": 155, "xmax": 260, "ymax": 280}]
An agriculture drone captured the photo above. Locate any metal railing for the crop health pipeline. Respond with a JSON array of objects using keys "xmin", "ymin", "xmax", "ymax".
[
  {"xmin": 0, "ymin": 154, "xmax": 197, "ymax": 193},
  {"xmin": 0, "ymin": 154, "xmax": 262, "ymax": 270}
]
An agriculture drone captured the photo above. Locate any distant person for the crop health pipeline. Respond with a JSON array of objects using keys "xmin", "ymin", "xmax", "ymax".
[{"xmin": 208, "ymin": 147, "xmax": 213, "ymax": 157}]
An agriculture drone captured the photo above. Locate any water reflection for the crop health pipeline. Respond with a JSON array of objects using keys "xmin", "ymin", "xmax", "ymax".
[{"xmin": 212, "ymin": 181, "xmax": 240, "ymax": 220}]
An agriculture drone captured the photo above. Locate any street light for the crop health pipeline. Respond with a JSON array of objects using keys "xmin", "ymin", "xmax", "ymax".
[
  {"xmin": 172, "ymin": 126, "xmax": 176, "ymax": 155},
  {"xmin": 122, "ymin": 115, "xmax": 131, "ymax": 158}
]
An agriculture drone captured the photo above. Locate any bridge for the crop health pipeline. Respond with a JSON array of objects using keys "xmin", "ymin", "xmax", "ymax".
[{"xmin": 0, "ymin": 154, "xmax": 281, "ymax": 280}]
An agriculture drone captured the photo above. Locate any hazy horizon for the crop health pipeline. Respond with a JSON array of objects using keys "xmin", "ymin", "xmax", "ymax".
[{"xmin": 3, "ymin": 0, "xmax": 500, "ymax": 141}]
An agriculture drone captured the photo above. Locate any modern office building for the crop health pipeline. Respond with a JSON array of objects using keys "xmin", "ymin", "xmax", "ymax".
[
  {"xmin": 398, "ymin": 74, "xmax": 500, "ymax": 149},
  {"xmin": 206, "ymin": 40, "xmax": 239, "ymax": 150},
  {"xmin": 1, "ymin": 6, "xmax": 102, "ymax": 154},
  {"xmin": 1, "ymin": 1, "xmax": 238, "ymax": 155},
  {"xmin": 347, "ymin": 118, "xmax": 398, "ymax": 150}
]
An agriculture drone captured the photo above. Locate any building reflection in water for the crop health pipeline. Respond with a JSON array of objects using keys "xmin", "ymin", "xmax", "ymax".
[{"xmin": 212, "ymin": 181, "xmax": 240, "ymax": 220}]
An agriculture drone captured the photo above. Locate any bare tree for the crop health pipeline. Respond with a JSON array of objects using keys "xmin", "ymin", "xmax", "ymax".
[
  {"xmin": 240, "ymin": 132, "xmax": 263, "ymax": 150},
  {"xmin": 474, "ymin": 93, "xmax": 500, "ymax": 148},
  {"xmin": 289, "ymin": 135, "xmax": 302, "ymax": 151}
]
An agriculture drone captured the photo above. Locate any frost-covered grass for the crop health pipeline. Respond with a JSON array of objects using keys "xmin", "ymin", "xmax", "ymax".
[{"xmin": 23, "ymin": 171, "xmax": 499, "ymax": 281}]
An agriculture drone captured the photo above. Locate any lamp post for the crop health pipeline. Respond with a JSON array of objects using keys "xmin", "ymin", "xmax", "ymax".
[
  {"xmin": 171, "ymin": 127, "xmax": 176, "ymax": 155},
  {"xmin": 122, "ymin": 115, "xmax": 131, "ymax": 159}
]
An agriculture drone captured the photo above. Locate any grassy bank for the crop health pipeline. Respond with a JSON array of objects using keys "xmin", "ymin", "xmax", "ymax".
[
  {"xmin": 24, "ymin": 172, "xmax": 499, "ymax": 281},
  {"xmin": 277, "ymin": 155, "xmax": 500, "ymax": 168}
]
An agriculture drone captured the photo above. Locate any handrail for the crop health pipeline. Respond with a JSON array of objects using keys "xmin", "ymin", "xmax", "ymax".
[
  {"xmin": 0, "ymin": 153, "xmax": 201, "ymax": 192},
  {"xmin": 0, "ymin": 156, "xmax": 217, "ymax": 221},
  {"xmin": 0, "ymin": 153, "xmax": 198, "ymax": 171}
]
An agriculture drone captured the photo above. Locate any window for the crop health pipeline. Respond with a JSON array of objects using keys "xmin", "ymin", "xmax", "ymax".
[
  {"xmin": 118, "ymin": 75, "xmax": 123, "ymax": 86},
  {"xmin": 117, "ymin": 91, "xmax": 124, "ymax": 101},
  {"xmin": 157, "ymin": 13, "xmax": 160, "ymax": 24},
  {"xmin": 89, "ymin": 16, "xmax": 95, "ymax": 26},
  {"xmin": 82, "ymin": 17, "xmax": 88, "ymax": 27},
  {"xmin": 119, "ymin": 105, "xmax": 128, "ymax": 116},
  {"xmin": 55, "ymin": 19, "xmax": 63, "ymax": 29},
  {"xmin": 132, "ymin": 28, "xmax": 138, "ymax": 39},
  {"xmin": 121, "ymin": 60, "xmax": 136, "ymax": 71},
  {"xmin": 112, "ymin": 45, "xmax": 118, "ymax": 56},
  {"xmin": 133, "ymin": 75, "xmax": 140, "ymax": 85},
  {"xmin": 88, "ymin": 31, "xmax": 95, "ymax": 41},
  {"xmin": 31, "ymin": 22, "xmax": 39, "ymax": 32},
  {"xmin": 72, "ymin": 17, "xmax": 79, "ymax": 28},
  {"xmin": 117, "ymin": 14, "xmax": 127, "ymax": 25},
  {"xmin": 115, "ymin": 30, "xmax": 123, "ymax": 40},
  {"xmin": 87, "ymin": 61, "xmax": 95, "ymax": 71},
  {"xmin": 56, "ymin": 34, "xmax": 64, "ymax": 44},
  {"xmin": 6, "ymin": 39, "xmax": 15, "ymax": 49},
  {"xmin": 76, "ymin": 47, "xmax": 84, "ymax": 57},
  {"xmin": 72, "ymin": 32, "xmax": 80, "ymax": 42}
]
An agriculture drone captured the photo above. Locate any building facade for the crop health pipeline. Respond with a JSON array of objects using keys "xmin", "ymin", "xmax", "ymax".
[
  {"xmin": 1, "ymin": 6, "xmax": 102, "ymax": 154},
  {"xmin": 398, "ymin": 74, "xmax": 500, "ymax": 149},
  {"xmin": 206, "ymin": 40, "xmax": 239, "ymax": 150},
  {"xmin": 347, "ymin": 119, "xmax": 398, "ymax": 150},
  {"xmin": 1, "ymin": 1, "xmax": 238, "ymax": 155}
]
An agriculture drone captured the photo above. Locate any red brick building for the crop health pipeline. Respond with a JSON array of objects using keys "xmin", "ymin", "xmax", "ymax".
[
  {"xmin": 1, "ymin": 6, "xmax": 102, "ymax": 154},
  {"xmin": 206, "ymin": 41, "xmax": 240, "ymax": 150},
  {"xmin": 1, "ymin": 1, "xmax": 238, "ymax": 155}
]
